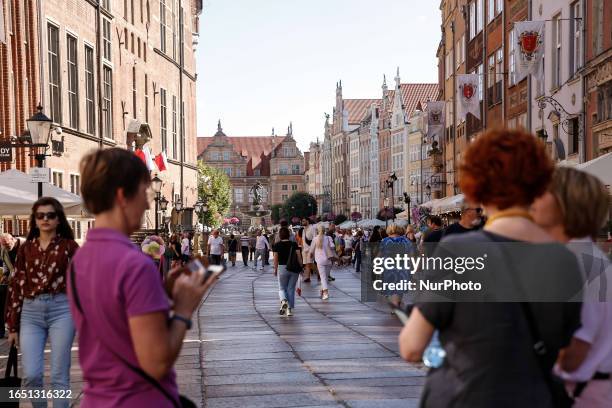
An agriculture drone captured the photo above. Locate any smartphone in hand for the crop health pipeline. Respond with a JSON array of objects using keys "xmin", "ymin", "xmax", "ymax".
[{"xmin": 186, "ymin": 260, "xmax": 225, "ymax": 285}]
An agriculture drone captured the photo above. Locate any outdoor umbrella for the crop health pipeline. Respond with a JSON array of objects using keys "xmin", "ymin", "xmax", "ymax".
[{"xmin": 0, "ymin": 169, "xmax": 83, "ymax": 216}]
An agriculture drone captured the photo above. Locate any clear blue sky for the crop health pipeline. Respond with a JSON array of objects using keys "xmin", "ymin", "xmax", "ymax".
[{"xmin": 196, "ymin": 0, "xmax": 440, "ymax": 151}]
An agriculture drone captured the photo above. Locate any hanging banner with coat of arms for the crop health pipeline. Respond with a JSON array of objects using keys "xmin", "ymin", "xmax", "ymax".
[
  {"xmin": 514, "ymin": 21, "xmax": 545, "ymax": 82},
  {"xmin": 457, "ymin": 74, "xmax": 481, "ymax": 121},
  {"xmin": 426, "ymin": 101, "xmax": 445, "ymax": 140}
]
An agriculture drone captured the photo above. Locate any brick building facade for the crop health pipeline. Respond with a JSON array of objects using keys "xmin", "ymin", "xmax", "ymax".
[{"xmin": 0, "ymin": 0, "xmax": 202, "ymax": 238}]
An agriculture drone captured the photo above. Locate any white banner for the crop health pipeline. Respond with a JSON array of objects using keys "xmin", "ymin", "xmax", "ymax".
[
  {"xmin": 457, "ymin": 74, "xmax": 481, "ymax": 120},
  {"xmin": 426, "ymin": 101, "xmax": 445, "ymax": 140},
  {"xmin": 0, "ymin": 0, "xmax": 6, "ymax": 45},
  {"xmin": 514, "ymin": 21, "xmax": 545, "ymax": 82}
]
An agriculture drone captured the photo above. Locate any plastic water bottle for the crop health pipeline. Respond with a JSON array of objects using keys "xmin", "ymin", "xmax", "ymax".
[{"xmin": 422, "ymin": 331, "xmax": 446, "ymax": 368}]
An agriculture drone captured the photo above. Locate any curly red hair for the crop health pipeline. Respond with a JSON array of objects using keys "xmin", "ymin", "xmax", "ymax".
[{"xmin": 459, "ymin": 129, "xmax": 553, "ymax": 210}]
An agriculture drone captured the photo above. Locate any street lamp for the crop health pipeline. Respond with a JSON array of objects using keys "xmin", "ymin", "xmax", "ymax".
[
  {"xmin": 403, "ymin": 192, "xmax": 411, "ymax": 225},
  {"xmin": 27, "ymin": 105, "xmax": 54, "ymax": 198},
  {"xmin": 151, "ymin": 176, "xmax": 163, "ymax": 235},
  {"xmin": 386, "ymin": 172, "xmax": 398, "ymax": 222}
]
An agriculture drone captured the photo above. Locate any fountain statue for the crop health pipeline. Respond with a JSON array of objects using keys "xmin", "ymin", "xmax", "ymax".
[{"xmin": 244, "ymin": 181, "xmax": 271, "ymax": 226}]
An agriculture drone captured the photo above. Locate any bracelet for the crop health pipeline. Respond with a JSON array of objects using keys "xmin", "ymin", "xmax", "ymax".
[{"xmin": 171, "ymin": 314, "xmax": 192, "ymax": 330}]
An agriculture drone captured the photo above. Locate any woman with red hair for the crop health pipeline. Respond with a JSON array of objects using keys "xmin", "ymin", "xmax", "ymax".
[{"xmin": 398, "ymin": 129, "xmax": 583, "ymax": 407}]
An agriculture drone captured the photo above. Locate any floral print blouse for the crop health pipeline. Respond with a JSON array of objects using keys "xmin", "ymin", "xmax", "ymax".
[{"xmin": 6, "ymin": 236, "xmax": 79, "ymax": 333}]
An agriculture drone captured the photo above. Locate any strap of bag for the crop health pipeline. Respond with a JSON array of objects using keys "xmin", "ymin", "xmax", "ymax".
[
  {"xmin": 4, "ymin": 345, "xmax": 18, "ymax": 379},
  {"xmin": 69, "ymin": 263, "xmax": 180, "ymax": 408}
]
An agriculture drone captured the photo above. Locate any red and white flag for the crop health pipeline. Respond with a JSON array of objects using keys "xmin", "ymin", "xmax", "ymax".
[
  {"xmin": 514, "ymin": 21, "xmax": 545, "ymax": 82},
  {"xmin": 154, "ymin": 153, "xmax": 167, "ymax": 171},
  {"xmin": 143, "ymin": 146, "xmax": 155, "ymax": 171},
  {"xmin": 134, "ymin": 149, "xmax": 146, "ymax": 164},
  {"xmin": 457, "ymin": 74, "xmax": 481, "ymax": 120}
]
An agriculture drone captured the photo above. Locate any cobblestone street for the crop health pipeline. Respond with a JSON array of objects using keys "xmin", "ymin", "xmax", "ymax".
[{"xmin": 0, "ymin": 261, "xmax": 426, "ymax": 407}]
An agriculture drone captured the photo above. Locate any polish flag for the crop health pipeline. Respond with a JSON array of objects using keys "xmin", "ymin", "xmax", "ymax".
[
  {"xmin": 134, "ymin": 149, "xmax": 146, "ymax": 164},
  {"xmin": 143, "ymin": 147, "xmax": 155, "ymax": 171},
  {"xmin": 155, "ymin": 153, "xmax": 167, "ymax": 171}
]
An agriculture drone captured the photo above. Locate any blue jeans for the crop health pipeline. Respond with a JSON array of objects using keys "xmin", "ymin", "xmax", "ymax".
[
  {"xmin": 20, "ymin": 293, "xmax": 75, "ymax": 408},
  {"xmin": 254, "ymin": 249, "xmax": 266, "ymax": 267},
  {"xmin": 278, "ymin": 268, "xmax": 299, "ymax": 309}
]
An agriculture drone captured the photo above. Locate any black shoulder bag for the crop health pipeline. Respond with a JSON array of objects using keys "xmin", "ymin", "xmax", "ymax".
[
  {"xmin": 285, "ymin": 243, "xmax": 302, "ymax": 273},
  {"xmin": 0, "ymin": 345, "xmax": 21, "ymax": 408},
  {"xmin": 69, "ymin": 264, "xmax": 196, "ymax": 408}
]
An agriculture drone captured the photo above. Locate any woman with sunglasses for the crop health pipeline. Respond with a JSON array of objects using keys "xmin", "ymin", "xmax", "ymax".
[{"xmin": 6, "ymin": 197, "xmax": 78, "ymax": 408}]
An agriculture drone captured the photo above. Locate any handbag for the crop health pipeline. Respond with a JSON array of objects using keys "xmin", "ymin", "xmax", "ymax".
[
  {"xmin": 286, "ymin": 243, "xmax": 302, "ymax": 273},
  {"xmin": 0, "ymin": 345, "xmax": 21, "ymax": 408},
  {"xmin": 69, "ymin": 264, "xmax": 196, "ymax": 408}
]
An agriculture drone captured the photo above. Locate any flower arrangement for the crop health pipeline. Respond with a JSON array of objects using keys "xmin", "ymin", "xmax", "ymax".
[{"xmin": 141, "ymin": 235, "xmax": 166, "ymax": 260}]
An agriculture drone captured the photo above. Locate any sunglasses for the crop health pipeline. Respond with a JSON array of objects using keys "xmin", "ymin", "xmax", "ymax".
[{"xmin": 35, "ymin": 212, "xmax": 58, "ymax": 220}]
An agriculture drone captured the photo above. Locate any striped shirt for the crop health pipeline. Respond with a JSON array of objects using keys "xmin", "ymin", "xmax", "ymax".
[{"xmin": 240, "ymin": 236, "xmax": 250, "ymax": 247}]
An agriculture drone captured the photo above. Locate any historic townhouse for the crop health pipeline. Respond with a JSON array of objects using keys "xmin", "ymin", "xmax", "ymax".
[
  {"xmin": 198, "ymin": 123, "xmax": 307, "ymax": 226},
  {"xmin": 0, "ymin": 0, "xmax": 202, "ymax": 237}
]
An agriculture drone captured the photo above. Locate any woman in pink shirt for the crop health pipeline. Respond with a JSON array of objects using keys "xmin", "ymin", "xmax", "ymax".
[{"xmin": 69, "ymin": 148, "xmax": 215, "ymax": 407}]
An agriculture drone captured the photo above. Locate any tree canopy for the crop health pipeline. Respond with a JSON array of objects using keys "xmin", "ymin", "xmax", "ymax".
[
  {"xmin": 197, "ymin": 161, "xmax": 231, "ymax": 227},
  {"xmin": 281, "ymin": 192, "xmax": 317, "ymax": 220}
]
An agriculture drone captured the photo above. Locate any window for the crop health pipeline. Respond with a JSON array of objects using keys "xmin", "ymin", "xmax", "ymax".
[
  {"xmin": 235, "ymin": 168, "xmax": 241, "ymax": 177},
  {"xmin": 570, "ymin": 1, "xmax": 582, "ymax": 76},
  {"xmin": 52, "ymin": 171, "xmax": 64, "ymax": 188},
  {"xmin": 291, "ymin": 164, "xmax": 300, "ymax": 175},
  {"xmin": 140, "ymin": 0, "xmax": 144, "ymax": 23},
  {"xmin": 223, "ymin": 151, "xmax": 230, "ymax": 161},
  {"xmin": 172, "ymin": 95, "xmax": 177, "ymax": 159},
  {"xmin": 209, "ymin": 151, "xmax": 219, "ymax": 160},
  {"xmin": 496, "ymin": 49, "xmax": 503, "ymax": 85},
  {"xmin": 488, "ymin": 54, "xmax": 495, "ymax": 90},
  {"xmin": 552, "ymin": 14, "xmax": 562, "ymax": 88},
  {"xmin": 70, "ymin": 174, "xmax": 81, "ymax": 195},
  {"xmin": 282, "ymin": 185, "xmax": 288, "ymax": 191},
  {"xmin": 593, "ymin": 0, "xmax": 603, "ymax": 55},
  {"xmin": 568, "ymin": 117, "xmax": 579, "ymax": 155},
  {"xmin": 508, "ymin": 28, "xmax": 516, "ymax": 85},
  {"xmin": 101, "ymin": 0, "xmax": 110, "ymax": 11},
  {"xmin": 160, "ymin": 0, "xmax": 167, "ymax": 53},
  {"xmin": 160, "ymin": 88, "xmax": 167, "ymax": 152},
  {"xmin": 132, "ymin": 67, "xmax": 137, "ymax": 118},
  {"xmin": 131, "ymin": 33, "xmax": 134, "ymax": 53},
  {"xmin": 67, "ymin": 34, "xmax": 79, "ymax": 129},
  {"xmin": 102, "ymin": 18, "xmax": 111, "ymax": 61},
  {"xmin": 282, "ymin": 194, "xmax": 288, "ymax": 201},
  {"xmin": 223, "ymin": 167, "xmax": 232, "ymax": 177},
  {"xmin": 476, "ymin": 0, "xmax": 483, "ymax": 34},
  {"xmin": 144, "ymin": 74, "xmax": 149, "ymax": 122},
  {"xmin": 234, "ymin": 188, "xmax": 243, "ymax": 203},
  {"xmin": 124, "ymin": 28, "xmax": 128, "ymax": 50},
  {"xmin": 124, "ymin": 0, "xmax": 128, "ymax": 19},
  {"xmin": 131, "ymin": 0, "xmax": 134, "ymax": 24},
  {"xmin": 102, "ymin": 66, "xmax": 113, "ymax": 139},
  {"xmin": 85, "ymin": 46, "xmax": 95, "ymax": 135},
  {"xmin": 496, "ymin": 0, "xmax": 503, "ymax": 14},
  {"xmin": 48, "ymin": 24, "xmax": 61, "ymax": 123},
  {"xmin": 279, "ymin": 164, "xmax": 288, "ymax": 175},
  {"xmin": 469, "ymin": 1, "xmax": 476, "ymax": 39},
  {"xmin": 254, "ymin": 169, "xmax": 260, "ymax": 176},
  {"xmin": 477, "ymin": 64, "xmax": 484, "ymax": 101},
  {"xmin": 488, "ymin": 0, "xmax": 495, "ymax": 23},
  {"xmin": 171, "ymin": 0, "xmax": 177, "ymax": 59}
]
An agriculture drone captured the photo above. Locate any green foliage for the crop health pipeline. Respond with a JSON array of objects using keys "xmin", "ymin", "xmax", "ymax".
[
  {"xmin": 281, "ymin": 192, "xmax": 317, "ymax": 220},
  {"xmin": 270, "ymin": 204, "xmax": 283, "ymax": 224},
  {"xmin": 334, "ymin": 214, "xmax": 347, "ymax": 225},
  {"xmin": 197, "ymin": 161, "xmax": 231, "ymax": 227}
]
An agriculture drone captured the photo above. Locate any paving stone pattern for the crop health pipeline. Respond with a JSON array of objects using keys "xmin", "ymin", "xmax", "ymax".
[{"xmin": 0, "ymin": 260, "xmax": 426, "ymax": 407}]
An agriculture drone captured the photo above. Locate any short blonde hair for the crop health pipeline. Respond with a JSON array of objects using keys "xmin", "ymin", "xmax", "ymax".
[
  {"xmin": 549, "ymin": 167, "xmax": 609, "ymax": 239},
  {"xmin": 386, "ymin": 224, "xmax": 405, "ymax": 236}
]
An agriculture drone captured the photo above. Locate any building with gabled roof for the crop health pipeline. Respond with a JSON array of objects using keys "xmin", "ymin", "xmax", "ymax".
[{"xmin": 197, "ymin": 122, "xmax": 306, "ymax": 226}]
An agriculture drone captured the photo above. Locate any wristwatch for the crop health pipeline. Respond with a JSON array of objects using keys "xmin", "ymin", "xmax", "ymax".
[{"xmin": 171, "ymin": 313, "xmax": 192, "ymax": 330}]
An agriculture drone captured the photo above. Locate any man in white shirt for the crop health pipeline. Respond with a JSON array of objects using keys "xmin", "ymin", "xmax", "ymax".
[
  {"xmin": 180, "ymin": 232, "xmax": 191, "ymax": 263},
  {"xmin": 207, "ymin": 229, "xmax": 225, "ymax": 265},
  {"xmin": 254, "ymin": 230, "xmax": 269, "ymax": 270}
]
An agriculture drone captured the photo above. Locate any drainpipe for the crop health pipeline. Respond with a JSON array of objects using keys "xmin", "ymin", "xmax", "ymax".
[
  {"xmin": 502, "ymin": 2, "xmax": 506, "ymax": 123},
  {"xmin": 527, "ymin": 0, "xmax": 533, "ymax": 132},
  {"xmin": 95, "ymin": 1, "xmax": 103, "ymax": 147},
  {"xmin": 36, "ymin": 0, "xmax": 44, "ymax": 107},
  {"xmin": 452, "ymin": 21, "xmax": 457, "ymax": 196},
  {"xmin": 178, "ymin": 0, "xmax": 184, "ymax": 201},
  {"xmin": 580, "ymin": 0, "xmax": 587, "ymax": 163}
]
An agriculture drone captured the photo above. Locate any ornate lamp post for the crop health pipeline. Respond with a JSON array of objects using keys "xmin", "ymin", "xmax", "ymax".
[
  {"xmin": 385, "ymin": 172, "xmax": 398, "ymax": 222},
  {"xmin": 151, "ymin": 176, "xmax": 163, "ymax": 235},
  {"xmin": 403, "ymin": 192, "xmax": 411, "ymax": 224}
]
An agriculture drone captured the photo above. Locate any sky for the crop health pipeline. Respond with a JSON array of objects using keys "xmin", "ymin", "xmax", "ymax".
[{"xmin": 196, "ymin": 0, "xmax": 440, "ymax": 151}]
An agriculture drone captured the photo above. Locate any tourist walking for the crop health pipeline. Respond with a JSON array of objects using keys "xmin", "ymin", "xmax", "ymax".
[
  {"xmin": 301, "ymin": 218, "xmax": 316, "ymax": 282},
  {"xmin": 531, "ymin": 167, "xmax": 612, "ymax": 407},
  {"xmin": 240, "ymin": 233, "xmax": 250, "ymax": 266},
  {"xmin": 0, "ymin": 233, "xmax": 22, "ymax": 338},
  {"xmin": 69, "ymin": 148, "xmax": 215, "ymax": 407},
  {"xmin": 310, "ymin": 225, "xmax": 335, "ymax": 300},
  {"xmin": 207, "ymin": 229, "xmax": 225, "ymax": 266},
  {"xmin": 272, "ymin": 227, "xmax": 303, "ymax": 316},
  {"xmin": 6, "ymin": 197, "xmax": 79, "ymax": 408},
  {"xmin": 263, "ymin": 231, "xmax": 271, "ymax": 265},
  {"xmin": 398, "ymin": 129, "xmax": 583, "ymax": 408},
  {"xmin": 379, "ymin": 225, "xmax": 415, "ymax": 309},
  {"xmin": 248, "ymin": 233, "xmax": 256, "ymax": 262},
  {"xmin": 353, "ymin": 230, "xmax": 364, "ymax": 274},
  {"xmin": 227, "ymin": 234, "xmax": 238, "ymax": 267},
  {"xmin": 254, "ymin": 230, "xmax": 269, "ymax": 270},
  {"xmin": 444, "ymin": 200, "xmax": 482, "ymax": 236},
  {"xmin": 180, "ymin": 232, "xmax": 191, "ymax": 263}
]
